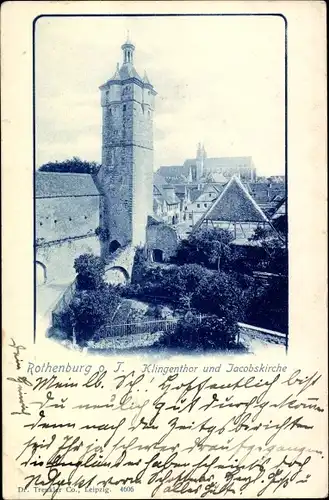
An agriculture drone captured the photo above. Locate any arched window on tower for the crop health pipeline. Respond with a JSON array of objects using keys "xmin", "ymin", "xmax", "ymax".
[{"xmin": 109, "ymin": 240, "xmax": 121, "ymax": 254}]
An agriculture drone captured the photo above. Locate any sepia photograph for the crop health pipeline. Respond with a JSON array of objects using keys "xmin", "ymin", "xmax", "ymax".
[{"xmin": 35, "ymin": 14, "xmax": 288, "ymax": 355}]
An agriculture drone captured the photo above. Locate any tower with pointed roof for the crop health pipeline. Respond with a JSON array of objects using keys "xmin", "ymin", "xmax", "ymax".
[
  {"xmin": 98, "ymin": 36, "xmax": 157, "ymax": 254},
  {"xmin": 196, "ymin": 142, "xmax": 206, "ymax": 181}
]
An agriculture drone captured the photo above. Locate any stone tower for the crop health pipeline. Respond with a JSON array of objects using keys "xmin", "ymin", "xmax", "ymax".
[
  {"xmin": 98, "ymin": 36, "xmax": 157, "ymax": 257},
  {"xmin": 196, "ymin": 142, "xmax": 206, "ymax": 180}
]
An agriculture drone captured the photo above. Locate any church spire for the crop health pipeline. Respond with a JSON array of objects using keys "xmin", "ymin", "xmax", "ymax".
[{"xmin": 121, "ymin": 33, "xmax": 135, "ymax": 65}]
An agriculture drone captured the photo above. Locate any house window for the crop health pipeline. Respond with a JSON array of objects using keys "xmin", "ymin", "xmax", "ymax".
[
  {"xmin": 123, "ymin": 105, "xmax": 126, "ymax": 112},
  {"xmin": 209, "ymin": 193, "xmax": 212, "ymax": 197},
  {"xmin": 204, "ymin": 203, "xmax": 207, "ymax": 208},
  {"xmin": 189, "ymin": 213, "xmax": 193, "ymax": 220},
  {"xmin": 197, "ymin": 204, "xmax": 200, "ymax": 208}
]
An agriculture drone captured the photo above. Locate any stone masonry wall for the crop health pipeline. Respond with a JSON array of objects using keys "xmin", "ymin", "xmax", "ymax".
[
  {"xmin": 100, "ymin": 80, "xmax": 155, "ymax": 255},
  {"xmin": 36, "ymin": 196, "xmax": 101, "ymax": 244},
  {"xmin": 146, "ymin": 223, "xmax": 179, "ymax": 261},
  {"xmin": 36, "ymin": 235, "xmax": 100, "ymax": 285}
]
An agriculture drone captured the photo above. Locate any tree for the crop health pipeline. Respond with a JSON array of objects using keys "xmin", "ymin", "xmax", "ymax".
[
  {"xmin": 246, "ymin": 275, "xmax": 288, "ymax": 332},
  {"xmin": 68, "ymin": 253, "xmax": 122, "ymax": 343},
  {"xmin": 192, "ymin": 272, "xmax": 246, "ymax": 323},
  {"xmin": 68, "ymin": 285, "xmax": 121, "ymax": 343},
  {"xmin": 175, "ymin": 264, "xmax": 212, "ymax": 310},
  {"xmin": 39, "ymin": 157, "xmax": 100, "ymax": 174},
  {"xmin": 131, "ymin": 246, "xmax": 148, "ymax": 284},
  {"xmin": 74, "ymin": 254, "xmax": 106, "ymax": 290},
  {"xmin": 249, "ymin": 226, "xmax": 288, "ymax": 275},
  {"xmin": 175, "ymin": 227, "xmax": 234, "ymax": 271}
]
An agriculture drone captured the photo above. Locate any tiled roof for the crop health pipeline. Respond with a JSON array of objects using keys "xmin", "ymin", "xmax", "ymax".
[
  {"xmin": 189, "ymin": 188, "xmax": 202, "ymax": 203},
  {"xmin": 148, "ymin": 214, "xmax": 163, "ymax": 226},
  {"xmin": 35, "ymin": 172, "xmax": 100, "ymax": 198},
  {"xmin": 119, "ymin": 63, "xmax": 142, "ymax": 81},
  {"xmin": 153, "ymin": 171, "xmax": 168, "ymax": 187},
  {"xmin": 157, "ymin": 165, "xmax": 190, "ymax": 180},
  {"xmin": 193, "ymin": 176, "xmax": 269, "ymax": 231},
  {"xmin": 173, "ymin": 184, "xmax": 187, "ymax": 195},
  {"xmin": 154, "ymin": 185, "xmax": 180, "ymax": 205},
  {"xmin": 208, "ymin": 172, "xmax": 228, "ymax": 184}
]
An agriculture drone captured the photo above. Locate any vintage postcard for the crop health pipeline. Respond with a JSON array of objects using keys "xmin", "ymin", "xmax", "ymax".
[{"xmin": 2, "ymin": 1, "xmax": 327, "ymax": 498}]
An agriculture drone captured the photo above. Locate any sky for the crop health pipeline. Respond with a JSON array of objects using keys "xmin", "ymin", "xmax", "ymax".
[{"xmin": 35, "ymin": 15, "xmax": 285, "ymax": 175}]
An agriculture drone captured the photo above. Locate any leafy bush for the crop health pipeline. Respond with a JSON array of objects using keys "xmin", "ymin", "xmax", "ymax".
[
  {"xmin": 130, "ymin": 262, "xmax": 212, "ymax": 307},
  {"xmin": 39, "ymin": 157, "xmax": 100, "ymax": 174},
  {"xmin": 95, "ymin": 226, "xmax": 110, "ymax": 242},
  {"xmin": 158, "ymin": 313, "xmax": 237, "ymax": 350},
  {"xmin": 74, "ymin": 254, "xmax": 106, "ymax": 291}
]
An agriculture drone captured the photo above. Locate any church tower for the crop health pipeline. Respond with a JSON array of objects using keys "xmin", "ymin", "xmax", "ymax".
[
  {"xmin": 196, "ymin": 142, "xmax": 206, "ymax": 180},
  {"xmin": 98, "ymin": 36, "xmax": 157, "ymax": 256}
]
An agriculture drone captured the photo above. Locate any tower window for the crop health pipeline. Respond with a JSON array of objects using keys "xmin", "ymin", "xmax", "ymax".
[
  {"xmin": 123, "ymin": 105, "xmax": 126, "ymax": 112},
  {"xmin": 109, "ymin": 108, "xmax": 112, "ymax": 115}
]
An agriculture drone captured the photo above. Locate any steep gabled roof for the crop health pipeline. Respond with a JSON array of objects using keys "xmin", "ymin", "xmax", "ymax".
[
  {"xmin": 193, "ymin": 175, "xmax": 269, "ymax": 231},
  {"xmin": 35, "ymin": 172, "xmax": 100, "ymax": 198},
  {"xmin": 154, "ymin": 184, "xmax": 180, "ymax": 205}
]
